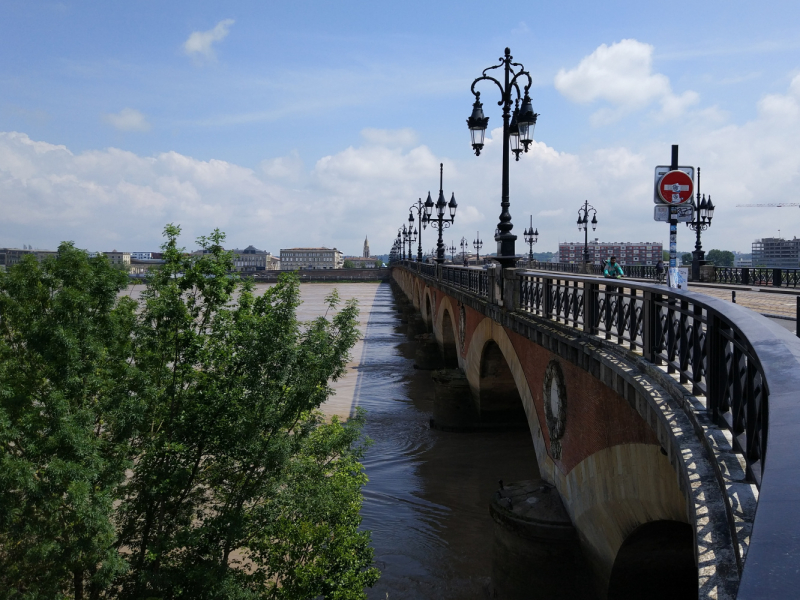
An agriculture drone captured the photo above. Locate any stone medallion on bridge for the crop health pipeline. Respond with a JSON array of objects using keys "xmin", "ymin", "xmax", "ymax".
[{"xmin": 543, "ymin": 359, "xmax": 567, "ymax": 460}]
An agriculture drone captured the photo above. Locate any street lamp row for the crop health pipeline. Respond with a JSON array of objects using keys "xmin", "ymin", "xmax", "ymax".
[{"xmin": 577, "ymin": 200, "xmax": 598, "ymax": 264}]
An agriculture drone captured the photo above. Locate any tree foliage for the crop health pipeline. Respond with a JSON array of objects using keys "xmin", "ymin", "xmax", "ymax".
[
  {"xmin": 0, "ymin": 226, "xmax": 378, "ymax": 599},
  {"xmin": 342, "ymin": 260, "xmax": 355, "ymax": 269},
  {"xmin": 681, "ymin": 253, "xmax": 693, "ymax": 265},
  {"xmin": 706, "ymin": 249, "xmax": 735, "ymax": 267}
]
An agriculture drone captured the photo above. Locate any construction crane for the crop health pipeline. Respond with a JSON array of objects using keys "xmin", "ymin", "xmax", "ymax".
[{"xmin": 737, "ymin": 203, "xmax": 800, "ymax": 208}]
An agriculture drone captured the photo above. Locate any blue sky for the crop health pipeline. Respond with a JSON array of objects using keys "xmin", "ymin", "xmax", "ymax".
[{"xmin": 2, "ymin": 0, "xmax": 800, "ymax": 254}]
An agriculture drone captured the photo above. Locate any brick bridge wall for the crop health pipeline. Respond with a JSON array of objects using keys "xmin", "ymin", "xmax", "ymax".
[{"xmin": 394, "ymin": 267, "xmax": 739, "ymax": 599}]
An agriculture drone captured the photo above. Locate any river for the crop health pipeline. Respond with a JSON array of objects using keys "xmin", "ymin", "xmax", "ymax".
[
  {"xmin": 124, "ymin": 279, "xmax": 539, "ymax": 598},
  {"xmin": 294, "ymin": 282, "xmax": 539, "ymax": 599}
]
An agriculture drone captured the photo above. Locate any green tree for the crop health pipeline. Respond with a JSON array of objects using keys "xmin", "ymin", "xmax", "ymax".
[
  {"xmin": 681, "ymin": 253, "xmax": 693, "ymax": 265},
  {"xmin": 706, "ymin": 249, "xmax": 735, "ymax": 267},
  {"xmin": 342, "ymin": 259, "xmax": 355, "ymax": 269},
  {"xmin": 0, "ymin": 244, "xmax": 135, "ymax": 598},
  {"xmin": 662, "ymin": 250, "xmax": 671, "ymax": 262},
  {"xmin": 373, "ymin": 259, "xmax": 383, "ymax": 268},
  {"xmin": 0, "ymin": 226, "xmax": 379, "ymax": 599}
]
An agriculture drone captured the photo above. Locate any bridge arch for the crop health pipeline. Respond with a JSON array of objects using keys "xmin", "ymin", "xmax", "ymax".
[
  {"xmin": 607, "ymin": 520, "xmax": 696, "ymax": 600},
  {"xmin": 465, "ymin": 317, "xmax": 554, "ymax": 478},
  {"xmin": 477, "ymin": 340, "xmax": 528, "ymax": 425},
  {"xmin": 422, "ymin": 287, "xmax": 434, "ymax": 332},
  {"xmin": 464, "ymin": 318, "xmax": 688, "ymax": 597},
  {"xmin": 434, "ymin": 296, "xmax": 459, "ymax": 369}
]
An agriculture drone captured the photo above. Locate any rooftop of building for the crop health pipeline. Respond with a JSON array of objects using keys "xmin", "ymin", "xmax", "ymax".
[{"xmin": 280, "ymin": 247, "xmax": 339, "ymax": 251}]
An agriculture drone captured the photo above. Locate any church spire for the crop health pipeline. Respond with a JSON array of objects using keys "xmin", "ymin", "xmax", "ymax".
[{"xmin": 363, "ymin": 236, "xmax": 370, "ymax": 258}]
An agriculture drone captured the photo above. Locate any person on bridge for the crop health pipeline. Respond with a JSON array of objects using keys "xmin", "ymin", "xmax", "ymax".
[{"xmin": 604, "ymin": 256, "xmax": 624, "ymax": 279}]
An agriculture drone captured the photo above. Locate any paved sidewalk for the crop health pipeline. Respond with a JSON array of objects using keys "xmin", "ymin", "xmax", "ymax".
[{"xmin": 688, "ymin": 285, "xmax": 799, "ymax": 319}]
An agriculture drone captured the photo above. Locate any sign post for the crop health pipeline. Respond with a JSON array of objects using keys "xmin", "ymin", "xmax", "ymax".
[{"xmin": 654, "ymin": 145, "xmax": 695, "ymax": 288}]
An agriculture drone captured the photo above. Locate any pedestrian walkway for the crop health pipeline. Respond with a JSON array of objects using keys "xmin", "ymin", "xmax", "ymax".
[{"xmin": 688, "ymin": 285, "xmax": 797, "ymax": 319}]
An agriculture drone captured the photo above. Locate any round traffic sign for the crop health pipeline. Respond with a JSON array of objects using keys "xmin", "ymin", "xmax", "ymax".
[{"xmin": 657, "ymin": 170, "xmax": 694, "ymax": 204}]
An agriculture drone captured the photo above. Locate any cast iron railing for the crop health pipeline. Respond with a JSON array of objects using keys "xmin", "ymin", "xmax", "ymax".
[
  {"xmin": 715, "ymin": 266, "xmax": 800, "ymax": 288},
  {"xmin": 532, "ymin": 262, "xmax": 800, "ymax": 287},
  {"xmin": 441, "ymin": 265, "xmax": 489, "ymax": 298},
  {"xmin": 517, "ymin": 271, "xmax": 766, "ymax": 483}
]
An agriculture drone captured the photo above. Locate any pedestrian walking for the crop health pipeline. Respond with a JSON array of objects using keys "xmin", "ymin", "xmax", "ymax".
[
  {"xmin": 656, "ymin": 260, "xmax": 665, "ymax": 284},
  {"xmin": 604, "ymin": 256, "xmax": 624, "ymax": 294}
]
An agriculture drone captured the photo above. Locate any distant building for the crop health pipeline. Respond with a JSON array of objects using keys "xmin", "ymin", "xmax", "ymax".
[
  {"xmin": 343, "ymin": 256, "xmax": 378, "ymax": 268},
  {"xmin": 280, "ymin": 247, "xmax": 343, "ymax": 270},
  {"xmin": 104, "ymin": 251, "xmax": 131, "ymax": 267},
  {"xmin": 558, "ymin": 239, "xmax": 663, "ymax": 266},
  {"xmin": 363, "ymin": 236, "xmax": 370, "ymax": 258},
  {"xmin": 752, "ymin": 237, "xmax": 800, "ymax": 268},
  {"xmin": 131, "ymin": 252, "xmax": 152, "ymax": 260},
  {"xmin": 231, "ymin": 246, "xmax": 279, "ymax": 272},
  {"xmin": 0, "ymin": 247, "xmax": 59, "ymax": 270}
]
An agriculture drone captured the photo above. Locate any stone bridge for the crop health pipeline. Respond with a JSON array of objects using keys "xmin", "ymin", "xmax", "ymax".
[{"xmin": 392, "ymin": 261, "xmax": 800, "ymax": 600}]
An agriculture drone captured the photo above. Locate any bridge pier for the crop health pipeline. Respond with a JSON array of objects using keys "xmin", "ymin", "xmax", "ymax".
[
  {"xmin": 491, "ymin": 479, "xmax": 595, "ymax": 599},
  {"xmin": 414, "ymin": 333, "xmax": 444, "ymax": 370},
  {"xmin": 430, "ymin": 368, "xmax": 479, "ymax": 430}
]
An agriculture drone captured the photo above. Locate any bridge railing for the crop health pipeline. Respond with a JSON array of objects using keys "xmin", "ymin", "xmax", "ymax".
[
  {"xmin": 441, "ymin": 264, "xmax": 490, "ymax": 298},
  {"xmin": 517, "ymin": 271, "xmax": 765, "ymax": 483},
  {"xmin": 534, "ymin": 262, "xmax": 800, "ymax": 287},
  {"xmin": 397, "ymin": 261, "xmax": 800, "ymax": 595}
]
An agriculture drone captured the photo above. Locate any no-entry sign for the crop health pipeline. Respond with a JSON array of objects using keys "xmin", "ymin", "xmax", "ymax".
[{"xmin": 657, "ymin": 169, "xmax": 694, "ymax": 204}]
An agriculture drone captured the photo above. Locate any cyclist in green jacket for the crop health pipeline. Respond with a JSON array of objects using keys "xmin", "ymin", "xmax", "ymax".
[{"xmin": 604, "ymin": 256, "xmax": 624, "ymax": 279}]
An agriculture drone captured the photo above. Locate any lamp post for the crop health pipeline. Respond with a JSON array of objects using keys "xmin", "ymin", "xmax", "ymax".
[
  {"xmin": 397, "ymin": 228, "xmax": 405, "ymax": 261},
  {"xmin": 577, "ymin": 200, "xmax": 598, "ymax": 267},
  {"xmin": 467, "ymin": 47, "xmax": 538, "ymax": 270},
  {"xmin": 686, "ymin": 167, "xmax": 715, "ymax": 281},
  {"xmin": 473, "ymin": 232, "xmax": 483, "ymax": 264},
  {"xmin": 448, "ymin": 241, "xmax": 457, "ymax": 263},
  {"xmin": 523, "ymin": 215, "xmax": 539, "ymax": 265},
  {"xmin": 460, "ymin": 237, "xmax": 469, "ymax": 266},
  {"xmin": 409, "ymin": 198, "xmax": 430, "ymax": 262},
  {"xmin": 423, "ymin": 163, "xmax": 457, "ymax": 264},
  {"xmin": 406, "ymin": 224, "xmax": 417, "ymax": 260}
]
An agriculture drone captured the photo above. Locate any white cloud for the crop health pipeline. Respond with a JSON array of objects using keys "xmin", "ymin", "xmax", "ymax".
[
  {"xmin": 102, "ymin": 108, "xmax": 151, "ymax": 132},
  {"xmin": 183, "ymin": 19, "xmax": 235, "ymax": 60},
  {"xmin": 360, "ymin": 128, "xmax": 418, "ymax": 148},
  {"xmin": 4, "ymin": 74, "xmax": 800, "ymax": 255},
  {"xmin": 261, "ymin": 151, "xmax": 304, "ymax": 181},
  {"xmin": 555, "ymin": 39, "xmax": 700, "ymax": 123}
]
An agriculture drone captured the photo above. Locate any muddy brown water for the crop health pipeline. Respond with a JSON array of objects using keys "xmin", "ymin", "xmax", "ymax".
[{"xmin": 124, "ymin": 281, "xmax": 539, "ymax": 598}]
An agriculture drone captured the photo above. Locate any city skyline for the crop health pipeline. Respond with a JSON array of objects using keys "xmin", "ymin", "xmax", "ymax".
[{"xmin": 2, "ymin": 1, "xmax": 800, "ymax": 254}]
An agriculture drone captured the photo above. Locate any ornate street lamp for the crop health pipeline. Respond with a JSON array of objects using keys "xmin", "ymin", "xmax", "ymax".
[
  {"xmin": 577, "ymin": 201, "xmax": 598, "ymax": 264},
  {"xmin": 686, "ymin": 167, "xmax": 715, "ymax": 280},
  {"xmin": 406, "ymin": 224, "xmax": 417, "ymax": 260},
  {"xmin": 473, "ymin": 232, "xmax": 483, "ymax": 264},
  {"xmin": 448, "ymin": 241, "xmax": 457, "ymax": 263},
  {"xmin": 460, "ymin": 237, "xmax": 469, "ymax": 266},
  {"xmin": 409, "ymin": 198, "xmax": 431, "ymax": 262},
  {"xmin": 468, "ymin": 47, "xmax": 538, "ymax": 269},
  {"xmin": 398, "ymin": 228, "xmax": 405, "ymax": 261},
  {"xmin": 389, "ymin": 237, "xmax": 401, "ymax": 264},
  {"xmin": 423, "ymin": 163, "xmax": 457, "ymax": 264},
  {"xmin": 523, "ymin": 215, "xmax": 539, "ymax": 264}
]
